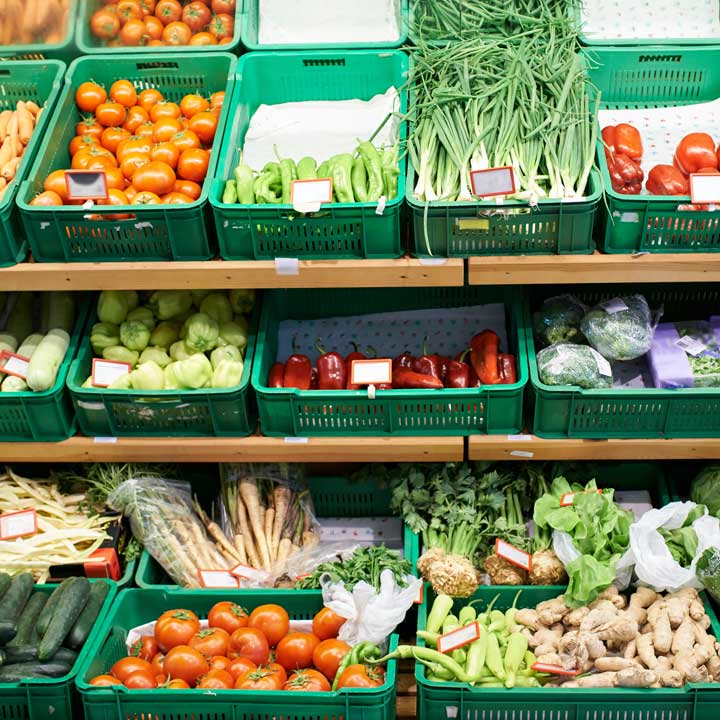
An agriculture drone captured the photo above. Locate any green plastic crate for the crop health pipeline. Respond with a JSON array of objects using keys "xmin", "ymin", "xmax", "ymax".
[
  {"xmin": 241, "ymin": 0, "xmax": 408, "ymax": 49},
  {"xmin": 136, "ymin": 473, "xmax": 416, "ymax": 587},
  {"xmin": 251, "ymin": 287, "xmax": 527, "ymax": 436},
  {"xmin": 210, "ymin": 50, "xmax": 407, "ymax": 260},
  {"xmin": 0, "ymin": 294, "xmax": 89, "ymax": 441},
  {"xmin": 66, "ymin": 304, "xmax": 257, "ymax": 437},
  {"xmin": 77, "ymin": 588, "xmax": 399, "ymax": 720},
  {"xmin": 0, "ymin": 579, "xmax": 117, "ymax": 720},
  {"xmin": 76, "ymin": 0, "xmax": 242, "ymax": 55},
  {"xmin": 527, "ymin": 284, "xmax": 720, "ymax": 439},
  {"xmin": 417, "ymin": 584, "xmax": 720, "ymax": 720},
  {"xmin": 409, "ymin": 168, "xmax": 600, "ymax": 257},
  {"xmin": 0, "ymin": 2, "xmax": 78, "ymax": 62},
  {"xmin": 0, "ymin": 60, "xmax": 65, "ymax": 267},
  {"xmin": 18, "ymin": 52, "xmax": 237, "ymax": 262},
  {"xmin": 585, "ymin": 46, "xmax": 720, "ymax": 253}
]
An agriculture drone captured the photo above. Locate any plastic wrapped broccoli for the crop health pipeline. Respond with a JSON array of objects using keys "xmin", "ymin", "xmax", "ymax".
[
  {"xmin": 580, "ymin": 295, "xmax": 656, "ymax": 361},
  {"xmin": 533, "ymin": 294, "xmax": 586, "ymax": 347},
  {"xmin": 537, "ymin": 343, "xmax": 613, "ymax": 389}
]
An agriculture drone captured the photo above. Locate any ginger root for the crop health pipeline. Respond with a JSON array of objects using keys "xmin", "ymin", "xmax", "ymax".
[{"xmin": 616, "ymin": 667, "xmax": 657, "ymax": 688}]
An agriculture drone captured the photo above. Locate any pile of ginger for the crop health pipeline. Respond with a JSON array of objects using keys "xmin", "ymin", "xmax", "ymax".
[{"xmin": 514, "ymin": 586, "xmax": 720, "ymax": 688}]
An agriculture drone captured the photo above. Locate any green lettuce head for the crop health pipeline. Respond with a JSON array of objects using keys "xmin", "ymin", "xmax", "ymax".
[
  {"xmin": 120, "ymin": 320, "xmax": 151, "ymax": 352},
  {"xmin": 184, "ymin": 312, "xmax": 219, "ymax": 353},
  {"xmin": 691, "ymin": 466, "xmax": 720, "ymax": 517}
]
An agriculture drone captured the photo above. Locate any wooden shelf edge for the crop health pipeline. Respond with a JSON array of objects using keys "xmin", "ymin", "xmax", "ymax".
[
  {"xmin": 468, "ymin": 251, "xmax": 720, "ymax": 285},
  {"xmin": 0, "ymin": 258, "xmax": 464, "ymax": 291},
  {"xmin": 0, "ymin": 435, "xmax": 465, "ymax": 463},
  {"xmin": 469, "ymin": 435, "xmax": 720, "ymax": 460}
]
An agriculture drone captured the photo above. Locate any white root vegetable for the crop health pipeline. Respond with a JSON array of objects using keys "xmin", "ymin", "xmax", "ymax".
[
  {"xmin": 653, "ymin": 609, "xmax": 672, "ymax": 655},
  {"xmin": 636, "ymin": 633, "xmax": 658, "ymax": 669},
  {"xmin": 616, "ymin": 667, "xmax": 657, "ymax": 688},
  {"xmin": 672, "ymin": 618, "xmax": 696, "ymax": 655},
  {"xmin": 594, "ymin": 657, "xmax": 638, "ymax": 672}
]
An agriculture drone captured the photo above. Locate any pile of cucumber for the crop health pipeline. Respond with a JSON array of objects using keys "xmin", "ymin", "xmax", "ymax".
[{"xmin": 0, "ymin": 573, "xmax": 109, "ymax": 682}]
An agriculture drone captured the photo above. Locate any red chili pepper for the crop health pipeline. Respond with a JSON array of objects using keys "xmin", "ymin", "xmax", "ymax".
[
  {"xmin": 414, "ymin": 337, "xmax": 443, "ymax": 380},
  {"xmin": 468, "ymin": 366, "xmax": 481, "ymax": 387},
  {"xmin": 444, "ymin": 349, "xmax": 470, "ymax": 389},
  {"xmin": 646, "ymin": 164, "xmax": 689, "ymax": 196},
  {"xmin": 602, "ymin": 124, "xmax": 643, "ymax": 161},
  {"xmin": 267, "ymin": 362, "xmax": 285, "ymax": 388},
  {"xmin": 674, "ymin": 133, "xmax": 718, "ymax": 175},
  {"xmin": 393, "ymin": 352, "xmax": 416, "ymax": 370},
  {"xmin": 283, "ymin": 349, "xmax": 312, "ymax": 390},
  {"xmin": 346, "ymin": 341, "xmax": 366, "ymax": 390},
  {"xmin": 497, "ymin": 354, "xmax": 516, "ymax": 384},
  {"xmin": 392, "ymin": 367, "xmax": 443, "ymax": 389},
  {"xmin": 470, "ymin": 330, "xmax": 500, "ymax": 385},
  {"xmin": 315, "ymin": 338, "xmax": 346, "ymax": 390}
]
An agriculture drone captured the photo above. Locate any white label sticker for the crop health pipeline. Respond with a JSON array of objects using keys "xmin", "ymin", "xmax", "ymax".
[
  {"xmin": 619, "ymin": 212, "xmax": 640, "ymax": 223},
  {"xmin": 676, "ymin": 335, "xmax": 708, "ymax": 357},
  {"xmin": 284, "ymin": 436, "xmax": 309, "ymax": 444},
  {"xmin": 230, "ymin": 563, "xmax": 271, "ymax": 583},
  {"xmin": 1, "ymin": 352, "xmax": 29, "ymax": 379},
  {"xmin": 470, "ymin": 167, "xmax": 515, "ymax": 198},
  {"xmin": 0, "ymin": 509, "xmax": 37, "ymax": 540},
  {"xmin": 291, "ymin": 178, "xmax": 333, "ymax": 213},
  {"xmin": 560, "ymin": 493, "xmax": 576, "ymax": 507},
  {"xmin": 690, "ymin": 174, "xmax": 720, "ymax": 204},
  {"xmin": 275, "ymin": 257, "xmax": 300, "ymax": 276},
  {"xmin": 507, "ymin": 434, "xmax": 533, "ymax": 441},
  {"xmin": 495, "ymin": 539, "xmax": 532, "ymax": 571},
  {"xmin": 198, "ymin": 570, "xmax": 239, "ymax": 588},
  {"xmin": 65, "ymin": 170, "xmax": 108, "ymax": 200},
  {"xmin": 418, "ymin": 258, "xmax": 448, "ymax": 266},
  {"xmin": 599, "ymin": 298, "xmax": 629, "ymax": 314},
  {"xmin": 510, "ymin": 450, "xmax": 534, "ymax": 458},
  {"xmin": 437, "ymin": 622, "xmax": 480, "ymax": 654},
  {"xmin": 375, "ymin": 195, "xmax": 387, "ymax": 215},
  {"xmin": 92, "ymin": 359, "xmax": 131, "ymax": 388},
  {"xmin": 93, "ymin": 437, "xmax": 118, "ymax": 444},
  {"xmin": 592, "ymin": 351, "xmax": 613, "ymax": 378},
  {"xmin": 350, "ymin": 359, "xmax": 392, "ymax": 385}
]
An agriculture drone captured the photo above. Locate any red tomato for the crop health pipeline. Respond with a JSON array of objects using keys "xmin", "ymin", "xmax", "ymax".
[
  {"xmin": 119, "ymin": 17, "xmax": 149, "ymax": 45},
  {"xmin": 229, "ymin": 628, "xmax": 270, "ymax": 667},
  {"xmin": 275, "ymin": 633, "xmax": 320, "ymax": 673},
  {"xmin": 284, "ymin": 669, "xmax": 331, "ymax": 692},
  {"xmin": 44, "ymin": 169, "xmax": 70, "ymax": 201},
  {"xmin": 144, "ymin": 15, "xmax": 164, "ymax": 39},
  {"xmin": 152, "ymin": 117, "xmax": 183, "ymax": 143},
  {"xmin": 150, "ymin": 102, "xmax": 181, "ymax": 123},
  {"xmin": 95, "ymin": 102, "xmax": 127, "ymax": 128},
  {"xmin": 138, "ymin": 88, "xmax": 164, "ymax": 112},
  {"xmin": 312, "ymin": 608, "xmax": 346, "ymax": 641},
  {"xmin": 161, "ymin": 191, "xmax": 193, "ymax": 203},
  {"xmin": 120, "ymin": 151, "xmax": 150, "ymax": 179},
  {"xmin": 150, "ymin": 652, "xmax": 166, "ymax": 675},
  {"xmin": 209, "ymin": 91, "xmax": 224, "ymax": 111},
  {"xmin": 248, "ymin": 605, "xmax": 289, "ymax": 648},
  {"xmin": 180, "ymin": 94, "xmax": 210, "ymax": 119},
  {"xmin": 76, "ymin": 117, "xmax": 104, "ymax": 140},
  {"xmin": 132, "ymin": 190, "xmax": 162, "ymax": 204},
  {"xmin": 123, "ymin": 106, "xmax": 150, "ymax": 134},
  {"xmin": 197, "ymin": 669, "xmax": 234, "ymax": 689},
  {"xmin": 163, "ymin": 645, "xmax": 209, "ymax": 685},
  {"xmin": 208, "ymin": 656, "xmax": 232, "ymax": 673},
  {"xmin": 69, "ymin": 134, "xmax": 99, "ymax": 156},
  {"xmin": 187, "ymin": 111, "xmax": 218, "ymax": 146},
  {"xmin": 211, "ymin": 0, "xmax": 235, "ymax": 14},
  {"xmin": 173, "ymin": 179, "xmax": 202, "ymax": 199},
  {"xmin": 312, "ymin": 639, "xmax": 350, "ymax": 681},
  {"xmin": 189, "ymin": 627, "xmax": 230, "ymax": 658},
  {"xmin": 151, "ymin": 141, "xmax": 180, "ymax": 168},
  {"xmin": 155, "ymin": 0, "xmax": 182, "ymax": 24},
  {"xmin": 89, "ymin": 674, "xmax": 122, "ymax": 686},
  {"xmin": 117, "ymin": 0, "xmax": 144, "ymax": 23},
  {"xmin": 118, "ymin": 136, "xmax": 153, "ymax": 161},
  {"xmin": 227, "ymin": 656, "xmax": 257, "ymax": 681},
  {"xmin": 101, "ymin": 126, "xmax": 132, "ymax": 153},
  {"xmin": 130, "ymin": 635, "xmax": 159, "ymax": 662},
  {"xmin": 155, "ymin": 609, "xmax": 200, "ymax": 652},
  {"xmin": 72, "ymin": 147, "xmax": 117, "ymax": 170},
  {"xmin": 182, "ymin": 1, "xmax": 211, "ymax": 31},
  {"xmin": 177, "ymin": 147, "xmax": 209, "ymax": 182},
  {"xmin": 111, "ymin": 656, "xmax": 154, "ymax": 682},
  {"xmin": 30, "ymin": 190, "xmax": 63, "ymax": 206},
  {"xmin": 90, "ymin": 9, "xmax": 121, "ymax": 39},
  {"xmin": 132, "ymin": 161, "xmax": 176, "ymax": 195},
  {"xmin": 110, "ymin": 80, "xmax": 138, "ymax": 108},
  {"xmin": 164, "ymin": 678, "xmax": 190, "ymax": 689},
  {"xmin": 235, "ymin": 667, "xmax": 283, "ymax": 690},
  {"xmin": 262, "ymin": 662, "xmax": 287, "ymax": 686},
  {"xmin": 336, "ymin": 664, "xmax": 385, "ymax": 689},
  {"xmin": 76, "ymin": 82, "xmax": 107, "ymax": 114},
  {"xmin": 162, "ymin": 20, "xmax": 192, "ymax": 45},
  {"xmin": 189, "ymin": 31, "xmax": 216, "ymax": 45},
  {"xmin": 124, "ymin": 669, "xmax": 158, "ymax": 689},
  {"xmin": 208, "ymin": 12, "xmax": 233, "ymax": 40},
  {"xmin": 171, "ymin": 129, "xmax": 201, "ymax": 152}
]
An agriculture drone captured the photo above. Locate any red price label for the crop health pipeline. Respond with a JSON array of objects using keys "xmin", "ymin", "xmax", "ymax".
[
  {"xmin": 0, "ymin": 509, "xmax": 37, "ymax": 540},
  {"xmin": 437, "ymin": 622, "xmax": 480, "ymax": 654},
  {"xmin": 495, "ymin": 538, "xmax": 532, "ymax": 571},
  {"xmin": 469, "ymin": 166, "xmax": 515, "ymax": 198},
  {"xmin": 414, "ymin": 583, "xmax": 424, "ymax": 605},
  {"xmin": 91, "ymin": 358, "xmax": 132, "ymax": 388},
  {"xmin": 0, "ymin": 351, "xmax": 30, "ymax": 379},
  {"xmin": 350, "ymin": 358, "xmax": 392, "ymax": 386}
]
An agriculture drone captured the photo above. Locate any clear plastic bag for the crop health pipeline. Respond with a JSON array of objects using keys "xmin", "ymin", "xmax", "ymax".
[
  {"xmin": 533, "ymin": 294, "xmax": 586, "ymax": 347},
  {"xmin": 537, "ymin": 343, "xmax": 613, "ymax": 389}
]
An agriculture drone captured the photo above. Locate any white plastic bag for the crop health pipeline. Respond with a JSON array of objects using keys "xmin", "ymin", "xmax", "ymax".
[
  {"xmin": 321, "ymin": 569, "xmax": 421, "ymax": 648},
  {"xmin": 629, "ymin": 501, "xmax": 720, "ymax": 592}
]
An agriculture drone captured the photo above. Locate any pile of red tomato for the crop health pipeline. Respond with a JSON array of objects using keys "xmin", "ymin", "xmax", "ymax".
[
  {"xmin": 89, "ymin": 0, "xmax": 235, "ymax": 48},
  {"xmin": 32, "ymin": 79, "xmax": 223, "ymax": 209},
  {"xmin": 88, "ymin": 602, "xmax": 386, "ymax": 691}
]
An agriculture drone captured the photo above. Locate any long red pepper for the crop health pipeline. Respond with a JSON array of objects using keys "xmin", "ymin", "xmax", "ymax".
[
  {"xmin": 392, "ymin": 367, "xmax": 443, "ymax": 389},
  {"xmin": 393, "ymin": 351, "xmax": 415, "ymax": 370},
  {"xmin": 267, "ymin": 362, "xmax": 285, "ymax": 388},
  {"xmin": 470, "ymin": 330, "xmax": 500, "ymax": 385},
  {"xmin": 414, "ymin": 337, "xmax": 443, "ymax": 380},
  {"xmin": 315, "ymin": 339, "xmax": 347, "ymax": 390},
  {"xmin": 282, "ymin": 338, "xmax": 312, "ymax": 389}
]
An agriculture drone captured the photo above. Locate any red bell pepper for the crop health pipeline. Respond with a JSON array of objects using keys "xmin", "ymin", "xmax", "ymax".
[
  {"xmin": 310, "ymin": 368, "xmax": 319, "ymax": 389},
  {"xmin": 345, "ymin": 341, "xmax": 366, "ymax": 390},
  {"xmin": 497, "ymin": 354, "xmax": 516, "ymax": 384},
  {"xmin": 393, "ymin": 352, "xmax": 415, "ymax": 370},
  {"xmin": 282, "ymin": 340, "xmax": 312, "ymax": 389},
  {"xmin": 444, "ymin": 349, "xmax": 470, "ymax": 388},
  {"xmin": 315, "ymin": 339, "xmax": 346, "ymax": 390},
  {"xmin": 646, "ymin": 164, "xmax": 689, "ymax": 196},
  {"xmin": 470, "ymin": 330, "xmax": 500, "ymax": 385},
  {"xmin": 602, "ymin": 123, "xmax": 643, "ymax": 161},
  {"xmin": 674, "ymin": 133, "xmax": 718, "ymax": 175},
  {"xmin": 414, "ymin": 337, "xmax": 443, "ymax": 380},
  {"xmin": 607, "ymin": 153, "xmax": 644, "ymax": 194},
  {"xmin": 392, "ymin": 367, "xmax": 443, "ymax": 389},
  {"xmin": 267, "ymin": 362, "xmax": 285, "ymax": 388}
]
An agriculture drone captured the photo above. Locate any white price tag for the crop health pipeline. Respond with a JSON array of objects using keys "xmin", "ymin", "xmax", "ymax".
[
  {"xmin": 93, "ymin": 437, "xmax": 118, "ymax": 444},
  {"xmin": 507, "ymin": 434, "xmax": 533, "ymax": 441},
  {"xmin": 591, "ymin": 349, "xmax": 613, "ymax": 378},
  {"xmin": 437, "ymin": 622, "xmax": 480, "ymax": 654},
  {"xmin": 275, "ymin": 257, "xmax": 300, "ymax": 276},
  {"xmin": 560, "ymin": 493, "xmax": 576, "ymax": 507},
  {"xmin": 676, "ymin": 335, "xmax": 708, "ymax": 357},
  {"xmin": 65, "ymin": 170, "xmax": 108, "ymax": 201},
  {"xmin": 495, "ymin": 539, "xmax": 532, "ymax": 571},
  {"xmin": 230, "ymin": 563, "xmax": 271, "ymax": 583},
  {"xmin": 375, "ymin": 195, "xmax": 387, "ymax": 215},
  {"xmin": 0, "ymin": 351, "xmax": 29, "ymax": 379},
  {"xmin": 350, "ymin": 359, "xmax": 392, "ymax": 385},
  {"xmin": 198, "ymin": 570, "xmax": 239, "ymax": 588},
  {"xmin": 599, "ymin": 298, "xmax": 629, "ymax": 314},
  {"xmin": 291, "ymin": 178, "xmax": 333, "ymax": 213},
  {"xmin": 510, "ymin": 450, "xmax": 534, "ymax": 458},
  {"xmin": 0, "ymin": 509, "xmax": 37, "ymax": 540},
  {"xmin": 92, "ymin": 358, "xmax": 131, "ymax": 388},
  {"xmin": 690, "ymin": 173, "xmax": 720, "ymax": 204},
  {"xmin": 284, "ymin": 436, "xmax": 309, "ymax": 444},
  {"xmin": 470, "ymin": 167, "xmax": 515, "ymax": 198}
]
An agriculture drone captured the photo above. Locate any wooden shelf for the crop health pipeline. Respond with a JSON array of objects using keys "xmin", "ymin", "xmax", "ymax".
[
  {"xmin": 0, "ymin": 257, "xmax": 463, "ymax": 291},
  {"xmin": 468, "ymin": 251, "xmax": 720, "ymax": 285},
  {"xmin": 469, "ymin": 435, "xmax": 720, "ymax": 461},
  {"xmin": 0, "ymin": 435, "xmax": 464, "ymax": 463}
]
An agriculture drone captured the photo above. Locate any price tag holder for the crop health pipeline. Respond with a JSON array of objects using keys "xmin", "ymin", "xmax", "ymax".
[
  {"xmin": 531, "ymin": 662, "xmax": 580, "ymax": 676},
  {"xmin": 231, "ymin": 563, "xmax": 270, "ymax": 583},
  {"xmin": 594, "ymin": 352, "xmax": 612, "ymax": 378},
  {"xmin": 291, "ymin": 178, "xmax": 333, "ymax": 213},
  {"xmin": 414, "ymin": 583, "xmax": 424, "ymax": 605},
  {"xmin": 350, "ymin": 359, "xmax": 392, "ymax": 386},
  {"xmin": 676, "ymin": 335, "xmax": 708, "ymax": 357},
  {"xmin": 495, "ymin": 538, "xmax": 532, "ymax": 571},
  {"xmin": 437, "ymin": 622, "xmax": 480, "ymax": 654},
  {"xmin": 560, "ymin": 489, "xmax": 602, "ymax": 506},
  {"xmin": 198, "ymin": 569, "xmax": 240, "ymax": 588},
  {"xmin": 599, "ymin": 298, "xmax": 629, "ymax": 314},
  {"xmin": 0, "ymin": 509, "xmax": 37, "ymax": 540},
  {"xmin": 64, "ymin": 170, "xmax": 108, "ymax": 201},
  {"xmin": 92, "ymin": 358, "xmax": 132, "ymax": 388},
  {"xmin": 470, "ymin": 167, "xmax": 515, "ymax": 198},
  {"xmin": 0, "ymin": 351, "xmax": 30, "ymax": 379},
  {"xmin": 690, "ymin": 173, "xmax": 720, "ymax": 204}
]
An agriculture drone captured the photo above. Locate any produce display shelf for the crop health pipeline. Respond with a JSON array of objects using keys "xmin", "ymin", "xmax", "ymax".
[{"xmin": 0, "ymin": 257, "xmax": 464, "ymax": 290}]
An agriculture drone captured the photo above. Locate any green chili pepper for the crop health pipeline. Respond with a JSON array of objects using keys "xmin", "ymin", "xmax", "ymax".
[
  {"xmin": 442, "ymin": 615, "xmax": 459, "ymax": 634},
  {"xmin": 317, "ymin": 160, "xmax": 331, "ymax": 179},
  {"xmin": 382, "ymin": 145, "xmax": 400, "ymax": 200},
  {"xmin": 253, "ymin": 168, "xmax": 282, "ymax": 205},
  {"xmin": 333, "ymin": 641, "xmax": 372, "ymax": 690},
  {"xmin": 276, "ymin": 156, "xmax": 297, "ymax": 204},
  {"xmin": 416, "ymin": 630, "xmax": 439, "ymax": 647},
  {"xmin": 458, "ymin": 606, "xmax": 477, "ymax": 626},
  {"xmin": 372, "ymin": 646, "xmax": 473, "ymax": 682},
  {"xmin": 465, "ymin": 631, "xmax": 487, "ymax": 679},
  {"xmin": 451, "ymin": 648, "xmax": 467, "ymax": 665},
  {"xmin": 297, "ymin": 156, "xmax": 318, "ymax": 181},
  {"xmin": 351, "ymin": 157, "xmax": 368, "ymax": 202},
  {"xmin": 503, "ymin": 632, "xmax": 529, "ymax": 688},
  {"xmin": 426, "ymin": 594, "xmax": 453, "ymax": 634},
  {"xmin": 222, "ymin": 179, "xmax": 237, "ymax": 204},
  {"xmin": 357, "ymin": 141, "xmax": 384, "ymax": 201},
  {"xmin": 233, "ymin": 163, "xmax": 255, "ymax": 204},
  {"xmin": 485, "ymin": 632, "xmax": 505, "ymax": 681},
  {"xmin": 331, "ymin": 153, "xmax": 355, "ymax": 203}
]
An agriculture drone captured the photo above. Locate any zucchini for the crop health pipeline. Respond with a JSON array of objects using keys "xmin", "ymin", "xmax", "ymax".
[
  {"xmin": 38, "ymin": 577, "xmax": 90, "ymax": 661},
  {"xmin": 65, "ymin": 581, "xmax": 109, "ymax": 650},
  {"xmin": 0, "ymin": 573, "xmax": 11, "ymax": 602},
  {"xmin": 0, "ymin": 660, "xmax": 72, "ymax": 681},
  {"xmin": 26, "ymin": 329, "xmax": 70, "ymax": 392},
  {"xmin": 7, "ymin": 592, "xmax": 47, "ymax": 647},
  {"xmin": 3, "ymin": 646, "xmax": 77, "ymax": 665},
  {"xmin": 0, "ymin": 573, "xmax": 33, "ymax": 644},
  {"xmin": 37, "ymin": 578, "xmax": 74, "ymax": 638}
]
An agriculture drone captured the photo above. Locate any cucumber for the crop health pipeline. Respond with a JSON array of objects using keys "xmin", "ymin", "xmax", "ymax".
[
  {"xmin": 0, "ymin": 660, "xmax": 72, "ymax": 681},
  {"xmin": 37, "ymin": 578, "xmax": 74, "ymax": 638},
  {"xmin": 7, "ymin": 592, "xmax": 47, "ymax": 647},
  {"xmin": 3, "ymin": 645, "xmax": 77, "ymax": 665},
  {"xmin": 0, "ymin": 573, "xmax": 11, "ymax": 602},
  {"xmin": 38, "ymin": 577, "xmax": 90, "ymax": 661},
  {"xmin": 0, "ymin": 573, "xmax": 33, "ymax": 644},
  {"xmin": 65, "ymin": 581, "xmax": 109, "ymax": 650}
]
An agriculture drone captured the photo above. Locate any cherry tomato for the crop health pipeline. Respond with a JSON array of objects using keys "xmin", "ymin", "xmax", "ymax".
[
  {"xmin": 235, "ymin": 667, "xmax": 283, "ymax": 690},
  {"xmin": 150, "ymin": 102, "xmax": 181, "ymax": 123},
  {"xmin": 189, "ymin": 626, "xmax": 230, "ymax": 658},
  {"xmin": 312, "ymin": 639, "xmax": 350, "ymax": 681},
  {"xmin": 312, "ymin": 608, "xmax": 346, "ymax": 641},
  {"xmin": 30, "ymin": 190, "xmax": 63, "ymax": 206},
  {"xmin": 173, "ymin": 179, "xmax": 202, "ymax": 199},
  {"xmin": 144, "ymin": 15, "xmax": 164, "ymax": 39},
  {"xmin": 123, "ymin": 106, "xmax": 150, "ymax": 134},
  {"xmin": 187, "ymin": 111, "xmax": 218, "ymax": 146},
  {"xmin": 91, "ymin": 9, "xmax": 121, "ymax": 39},
  {"xmin": 177, "ymin": 147, "xmax": 209, "ymax": 182},
  {"xmin": 76, "ymin": 82, "xmax": 107, "ymax": 114},
  {"xmin": 209, "ymin": 12, "xmax": 234, "ymax": 40},
  {"xmin": 111, "ymin": 656, "xmax": 154, "ymax": 682},
  {"xmin": 132, "ymin": 160, "xmax": 176, "ymax": 195},
  {"xmin": 44, "ymin": 169, "xmax": 70, "ymax": 201},
  {"xmin": 162, "ymin": 20, "xmax": 192, "ymax": 44},
  {"xmin": 227, "ymin": 656, "xmax": 257, "ymax": 681},
  {"xmin": 284, "ymin": 669, "xmax": 331, "ymax": 692},
  {"xmin": 275, "ymin": 633, "xmax": 320, "ymax": 673},
  {"xmin": 138, "ymin": 88, "xmax": 164, "ymax": 112},
  {"xmin": 248, "ymin": 605, "xmax": 289, "ymax": 648},
  {"xmin": 90, "ymin": 674, "xmax": 122, "ymax": 686},
  {"xmin": 229, "ymin": 627, "xmax": 270, "ymax": 667},
  {"xmin": 101, "ymin": 126, "xmax": 131, "ymax": 153},
  {"xmin": 182, "ymin": 1, "xmax": 211, "ymax": 31},
  {"xmin": 208, "ymin": 656, "xmax": 232, "ymax": 673},
  {"xmin": 336, "ymin": 664, "xmax": 385, "ymax": 689},
  {"xmin": 197, "ymin": 669, "xmax": 234, "ymax": 689},
  {"xmin": 151, "ymin": 141, "xmax": 180, "ymax": 168},
  {"xmin": 161, "ymin": 191, "xmax": 193, "ymax": 203},
  {"xmin": 119, "ymin": 17, "xmax": 149, "ymax": 45},
  {"xmin": 76, "ymin": 117, "xmax": 104, "ymax": 140},
  {"xmin": 171, "ymin": 129, "xmax": 200, "ymax": 152},
  {"xmin": 155, "ymin": 609, "xmax": 200, "ymax": 652},
  {"xmin": 180, "ymin": 94, "xmax": 210, "ymax": 119},
  {"xmin": 110, "ymin": 79, "xmax": 138, "ymax": 108},
  {"xmin": 189, "ymin": 32, "xmax": 217, "ymax": 45},
  {"xmin": 152, "ymin": 117, "xmax": 183, "ymax": 143},
  {"xmin": 211, "ymin": 0, "xmax": 235, "ymax": 14},
  {"xmin": 69, "ymin": 134, "xmax": 99, "ymax": 156},
  {"xmin": 210, "ymin": 91, "xmax": 224, "ymax": 111},
  {"xmin": 96, "ymin": 102, "xmax": 127, "ymax": 128},
  {"xmin": 163, "ymin": 645, "xmax": 209, "ymax": 685},
  {"xmin": 117, "ymin": 0, "xmax": 144, "ymax": 23},
  {"xmin": 155, "ymin": 0, "xmax": 182, "ymax": 24},
  {"xmin": 124, "ymin": 669, "xmax": 158, "ymax": 689},
  {"xmin": 150, "ymin": 652, "xmax": 166, "ymax": 675}
]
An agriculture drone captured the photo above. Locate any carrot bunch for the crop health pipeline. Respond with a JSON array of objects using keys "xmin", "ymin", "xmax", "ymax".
[{"xmin": 0, "ymin": 101, "xmax": 43, "ymax": 201}]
